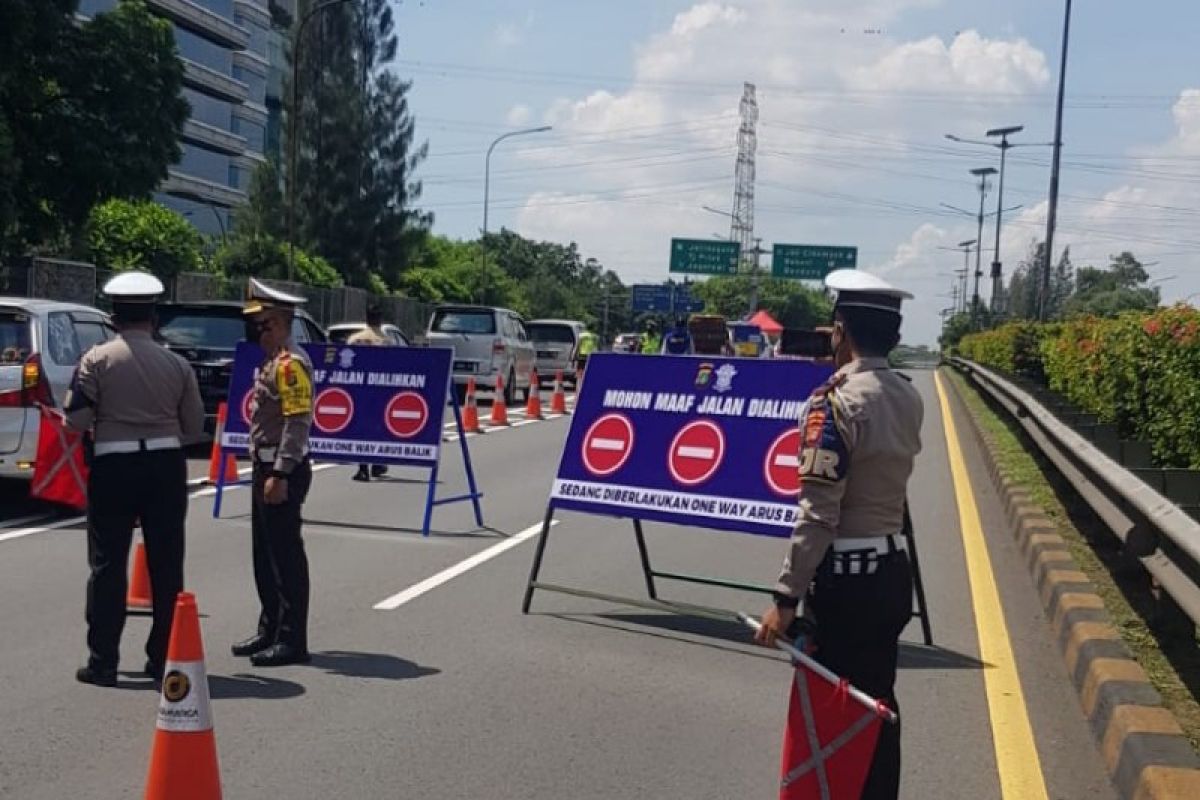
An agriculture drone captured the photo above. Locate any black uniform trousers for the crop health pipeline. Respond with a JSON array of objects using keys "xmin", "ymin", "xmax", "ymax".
[
  {"xmin": 85, "ymin": 448, "xmax": 187, "ymax": 672},
  {"xmin": 251, "ymin": 459, "xmax": 312, "ymax": 651},
  {"xmin": 807, "ymin": 548, "xmax": 913, "ymax": 800}
]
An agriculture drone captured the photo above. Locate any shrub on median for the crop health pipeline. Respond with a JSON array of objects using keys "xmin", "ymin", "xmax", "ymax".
[{"xmin": 959, "ymin": 306, "xmax": 1200, "ymax": 468}]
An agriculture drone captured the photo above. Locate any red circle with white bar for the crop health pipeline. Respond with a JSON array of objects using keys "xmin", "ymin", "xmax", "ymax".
[
  {"xmin": 667, "ymin": 419, "xmax": 726, "ymax": 486},
  {"xmin": 384, "ymin": 391, "xmax": 429, "ymax": 438},
  {"xmin": 581, "ymin": 413, "xmax": 635, "ymax": 477},
  {"xmin": 313, "ymin": 387, "xmax": 354, "ymax": 434},
  {"xmin": 240, "ymin": 389, "xmax": 254, "ymax": 425},
  {"xmin": 764, "ymin": 427, "xmax": 802, "ymax": 497}
]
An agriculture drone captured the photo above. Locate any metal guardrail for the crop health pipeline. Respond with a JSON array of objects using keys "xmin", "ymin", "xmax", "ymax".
[{"xmin": 951, "ymin": 357, "xmax": 1200, "ymax": 634}]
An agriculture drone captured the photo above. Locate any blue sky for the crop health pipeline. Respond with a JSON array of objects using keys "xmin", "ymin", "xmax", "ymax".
[{"xmin": 391, "ymin": 1, "xmax": 1200, "ymax": 344}]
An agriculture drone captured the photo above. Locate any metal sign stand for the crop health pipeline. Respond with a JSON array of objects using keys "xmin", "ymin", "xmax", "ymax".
[
  {"xmin": 522, "ymin": 502, "xmax": 934, "ymax": 647},
  {"xmin": 212, "ymin": 380, "xmax": 484, "ymax": 537}
]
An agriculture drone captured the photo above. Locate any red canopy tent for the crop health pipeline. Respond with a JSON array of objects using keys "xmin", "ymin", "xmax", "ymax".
[{"xmin": 747, "ymin": 310, "xmax": 783, "ymax": 336}]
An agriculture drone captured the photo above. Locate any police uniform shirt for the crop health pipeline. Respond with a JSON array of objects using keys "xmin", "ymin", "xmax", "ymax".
[
  {"xmin": 250, "ymin": 342, "xmax": 314, "ymax": 473},
  {"xmin": 64, "ymin": 330, "xmax": 204, "ymax": 443},
  {"xmin": 346, "ymin": 326, "xmax": 388, "ymax": 346},
  {"xmin": 775, "ymin": 357, "xmax": 924, "ymax": 598}
]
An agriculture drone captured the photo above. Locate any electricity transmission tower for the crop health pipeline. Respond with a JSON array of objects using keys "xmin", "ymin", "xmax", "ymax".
[{"xmin": 730, "ymin": 82, "xmax": 758, "ymax": 270}]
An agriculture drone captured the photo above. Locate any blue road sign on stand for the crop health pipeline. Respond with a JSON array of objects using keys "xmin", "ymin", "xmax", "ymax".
[
  {"xmin": 215, "ymin": 342, "xmax": 483, "ymax": 535},
  {"xmin": 548, "ymin": 352, "xmax": 833, "ymax": 538}
]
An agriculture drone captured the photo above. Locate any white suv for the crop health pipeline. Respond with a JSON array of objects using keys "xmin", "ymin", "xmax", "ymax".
[
  {"xmin": 0, "ymin": 298, "xmax": 115, "ymax": 479},
  {"xmin": 424, "ymin": 305, "xmax": 535, "ymax": 405}
]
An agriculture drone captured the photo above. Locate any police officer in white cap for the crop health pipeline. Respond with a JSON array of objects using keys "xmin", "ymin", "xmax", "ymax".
[
  {"xmin": 755, "ymin": 269, "xmax": 923, "ymax": 799},
  {"xmin": 231, "ymin": 278, "xmax": 315, "ymax": 667},
  {"xmin": 66, "ymin": 271, "xmax": 204, "ymax": 687}
]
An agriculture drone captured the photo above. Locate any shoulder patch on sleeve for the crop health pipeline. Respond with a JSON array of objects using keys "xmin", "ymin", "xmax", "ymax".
[
  {"xmin": 275, "ymin": 352, "xmax": 312, "ymax": 416},
  {"xmin": 799, "ymin": 393, "xmax": 848, "ymax": 485}
]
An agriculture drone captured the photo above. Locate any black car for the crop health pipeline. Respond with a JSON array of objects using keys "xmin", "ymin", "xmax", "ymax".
[{"xmin": 155, "ymin": 301, "xmax": 327, "ymax": 433}]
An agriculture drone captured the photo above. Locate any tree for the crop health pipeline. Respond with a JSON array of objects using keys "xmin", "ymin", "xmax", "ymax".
[
  {"xmin": 213, "ymin": 236, "xmax": 341, "ymax": 288},
  {"xmin": 1062, "ymin": 251, "xmax": 1159, "ymax": 318},
  {"xmin": 0, "ymin": 0, "xmax": 188, "ymax": 256},
  {"xmin": 86, "ymin": 199, "xmax": 203, "ymax": 279},
  {"xmin": 235, "ymin": 160, "xmax": 286, "ymax": 241},
  {"xmin": 939, "ymin": 312, "xmax": 973, "ymax": 352},
  {"xmin": 691, "ymin": 276, "xmax": 832, "ymax": 329},
  {"xmin": 289, "ymin": 0, "xmax": 429, "ymax": 288}
]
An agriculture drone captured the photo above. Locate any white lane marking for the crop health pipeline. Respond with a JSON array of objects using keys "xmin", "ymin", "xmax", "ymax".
[
  {"xmin": 677, "ymin": 445, "xmax": 715, "ymax": 459},
  {"xmin": 0, "ymin": 515, "xmax": 84, "ymax": 543},
  {"xmin": 1, "ymin": 464, "xmax": 335, "ymax": 543},
  {"xmin": 589, "ymin": 437, "xmax": 625, "ymax": 452},
  {"xmin": 0, "ymin": 512, "xmax": 58, "ymax": 530},
  {"xmin": 373, "ymin": 520, "xmax": 557, "ymax": 610},
  {"xmin": 512, "ymin": 419, "xmax": 538, "ymax": 427},
  {"xmin": 774, "ymin": 453, "xmax": 800, "ymax": 468}
]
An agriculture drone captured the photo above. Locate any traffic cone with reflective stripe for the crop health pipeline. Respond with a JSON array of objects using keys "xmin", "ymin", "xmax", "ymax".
[
  {"xmin": 490, "ymin": 375, "xmax": 509, "ymax": 426},
  {"xmin": 461, "ymin": 378, "xmax": 480, "ymax": 433},
  {"xmin": 127, "ymin": 540, "xmax": 152, "ymax": 612},
  {"xmin": 207, "ymin": 403, "xmax": 238, "ymax": 484},
  {"xmin": 550, "ymin": 370, "xmax": 568, "ymax": 414},
  {"xmin": 524, "ymin": 369, "xmax": 543, "ymax": 419},
  {"xmin": 144, "ymin": 592, "xmax": 221, "ymax": 800}
]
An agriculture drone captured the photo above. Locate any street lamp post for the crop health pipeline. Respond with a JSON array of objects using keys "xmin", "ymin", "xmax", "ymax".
[
  {"xmin": 969, "ymin": 167, "xmax": 997, "ymax": 326},
  {"xmin": 1042, "ymin": 0, "xmax": 1074, "ymax": 320},
  {"xmin": 479, "ymin": 125, "xmax": 552, "ymax": 301},
  {"xmin": 287, "ymin": 0, "xmax": 356, "ymax": 283}
]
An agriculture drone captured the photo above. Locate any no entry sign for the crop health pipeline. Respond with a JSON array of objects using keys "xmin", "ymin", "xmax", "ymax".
[
  {"xmin": 221, "ymin": 343, "xmax": 454, "ymax": 468},
  {"xmin": 764, "ymin": 427, "xmax": 802, "ymax": 497},
  {"xmin": 240, "ymin": 388, "xmax": 254, "ymax": 426},
  {"xmin": 582, "ymin": 414, "xmax": 635, "ymax": 477},
  {"xmin": 549, "ymin": 353, "xmax": 833, "ymax": 538},
  {"xmin": 668, "ymin": 420, "xmax": 725, "ymax": 486},
  {"xmin": 384, "ymin": 391, "xmax": 429, "ymax": 439},
  {"xmin": 313, "ymin": 387, "xmax": 354, "ymax": 434}
]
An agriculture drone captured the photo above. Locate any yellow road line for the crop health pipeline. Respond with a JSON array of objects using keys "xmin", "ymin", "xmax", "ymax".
[{"xmin": 934, "ymin": 372, "xmax": 1049, "ymax": 800}]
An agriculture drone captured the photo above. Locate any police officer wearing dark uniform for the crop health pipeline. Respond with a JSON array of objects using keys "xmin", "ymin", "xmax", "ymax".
[
  {"xmin": 756, "ymin": 269, "xmax": 923, "ymax": 800},
  {"xmin": 231, "ymin": 279, "xmax": 315, "ymax": 667},
  {"xmin": 67, "ymin": 271, "xmax": 204, "ymax": 686}
]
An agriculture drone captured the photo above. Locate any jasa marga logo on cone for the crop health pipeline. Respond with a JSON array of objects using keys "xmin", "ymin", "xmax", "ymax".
[{"xmin": 157, "ymin": 662, "xmax": 212, "ymax": 732}]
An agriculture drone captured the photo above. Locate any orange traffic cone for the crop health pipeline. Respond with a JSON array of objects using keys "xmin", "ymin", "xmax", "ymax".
[
  {"xmin": 145, "ymin": 592, "xmax": 221, "ymax": 800},
  {"xmin": 207, "ymin": 403, "xmax": 238, "ymax": 484},
  {"xmin": 490, "ymin": 374, "xmax": 509, "ymax": 426},
  {"xmin": 550, "ymin": 370, "xmax": 568, "ymax": 415},
  {"xmin": 127, "ymin": 541, "xmax": 153, "ymax": 612},
  {"xmin": 524, "ymin": 369, "xmax": 543, "ymax": 419},
  {"xmin": 461, "ymin": 378, "xmax": 481, "ymax": 433}
]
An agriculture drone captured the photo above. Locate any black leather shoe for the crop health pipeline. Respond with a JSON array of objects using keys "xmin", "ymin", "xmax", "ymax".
[
  {"xmin": 144, "ymin": 660, "xmax": 164, "ymax": 681},
  {"xmin": 352, "ymin": 466, "xmax": 370, "ymax": 482},
  {"xmin": 250, "ymin": 643, "xmax": 311, "ymax": 667},
  {"xmin": 370, "ymin": 464, "xmax": 388, "ymax": 478},
  {"xmin": 75, "ymin": 665, "xmax": 117, "ymax": 687},
  {"xmin": 231, "ymin": 634, "xmax": 273, "ymax": 657}
]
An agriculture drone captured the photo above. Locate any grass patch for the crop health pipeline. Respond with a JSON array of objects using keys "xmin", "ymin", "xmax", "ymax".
[{"xmin": 946, "ymin": 369, "xmax": 1200, "ymax": 753}]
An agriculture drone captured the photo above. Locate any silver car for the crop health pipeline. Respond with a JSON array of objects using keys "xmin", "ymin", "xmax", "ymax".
[
  {"xmin": 0, "ymin": 298, "xmax": 116, "ymax": 480},
  {"xmin": 424, "ymin": 305, "xmax": 535, "ymax": 405},
  {"xmin": 327, "ymin": 322, "xmax": 410, "ymax": 346},
  {"xmin": 527, "ymin": 319, "xmax": 586, "ymax": 385}
]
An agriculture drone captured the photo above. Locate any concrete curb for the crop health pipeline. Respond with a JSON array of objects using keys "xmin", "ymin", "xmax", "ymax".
[{"xmin": 943, "ymin": 369, "xmax": 1200, "ymax": 800}]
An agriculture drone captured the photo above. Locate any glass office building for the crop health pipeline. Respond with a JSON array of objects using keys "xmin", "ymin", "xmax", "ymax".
[{"xmin": 78, "ymin": 0, "xmax": 274, "ymax": 238}]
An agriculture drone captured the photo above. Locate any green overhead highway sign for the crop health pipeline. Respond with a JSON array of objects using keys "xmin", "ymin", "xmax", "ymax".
[
  {"xmin": 669, "ymin": 238, "xmax": 740, "ymax": 276},
  {"xmin": 772, "ymin": 244, "xmax": 857, "ymax": 280}
]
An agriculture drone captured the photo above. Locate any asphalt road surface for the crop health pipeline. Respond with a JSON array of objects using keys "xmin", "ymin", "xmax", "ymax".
[{"xmin": 0, "ymin": 373, "xmax": 1118, "ymax": 798}]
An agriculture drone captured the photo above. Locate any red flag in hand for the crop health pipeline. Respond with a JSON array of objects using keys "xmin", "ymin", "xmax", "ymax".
[
  {"xmin": 780, "ymin": 665, "xmax": 884, "ymax": 800},
  {"xmin": 30, "ymin": 406, "xmax": 88, "ymax": 510}
]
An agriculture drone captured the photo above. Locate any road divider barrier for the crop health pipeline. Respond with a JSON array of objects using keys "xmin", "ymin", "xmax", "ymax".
[
  {"xmin": 550, "ymin": 370, "xmax": 568, "ymax": 415},
  {"xmin": 522, "ymin": 352, "xmax": 933, "ymax": 643},
  {"xmin": 215, "ymin": 343, "xmax": 484, "ymax": 537},
  {"xmin": 144, "ymin": 592, "xmax": 221, "ymax": 800},
  {"xmin": 490, "ymin": 374, "xmax": 509, "ymax": 426},
  {"xmin": 525, "ymin": 368, "xmax": 543, "ymax": 420}
]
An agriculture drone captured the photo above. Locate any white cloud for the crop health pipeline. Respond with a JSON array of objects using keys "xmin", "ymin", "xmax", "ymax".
[
  {"xmin": 506, "ymin": 104, "xmax": 532, "ymax": 127},
  {"xmin": 493, "ymin": 10, "xmax": 535, "ymax": 49},
  {"xmin": 848, "ymin": 30, "xmax": 1049, "ymax": 93}
]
